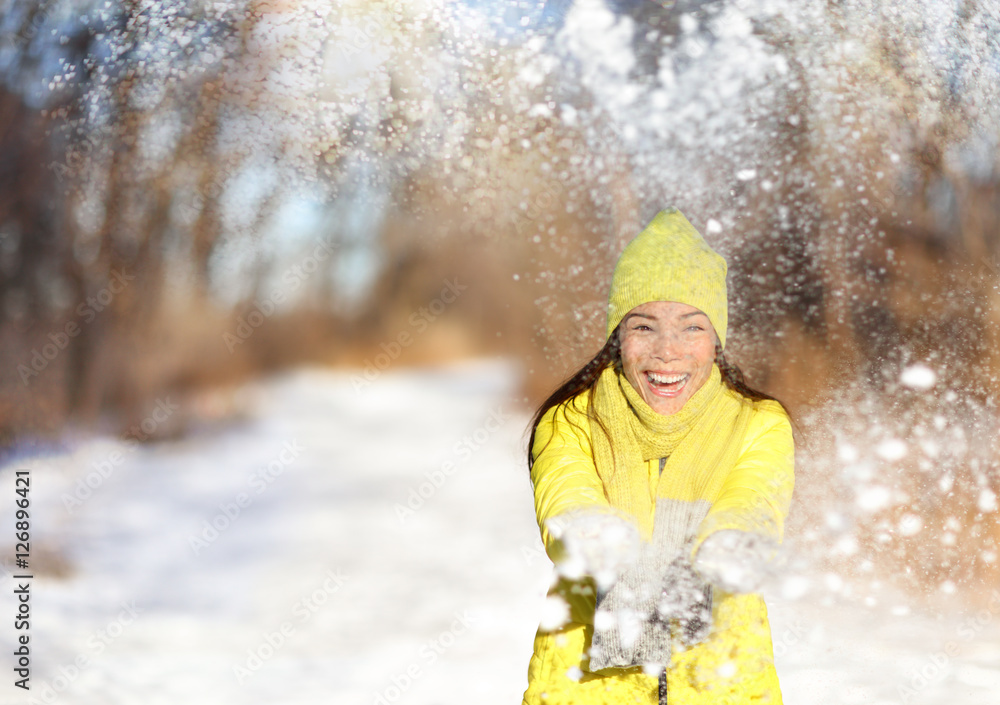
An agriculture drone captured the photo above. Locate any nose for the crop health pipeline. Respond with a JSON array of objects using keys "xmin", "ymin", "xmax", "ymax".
[{"xmin": 652, "ymin": 329, "xmax": 683, "ymax": 361}]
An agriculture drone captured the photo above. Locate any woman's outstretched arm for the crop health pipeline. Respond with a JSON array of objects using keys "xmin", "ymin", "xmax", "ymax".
[
  {"xmin": 530, "ymin": 395, "xmax": 612, "ymax": 558},
  {"xmin": 692, "ymin": 400, "xmax": 795, "ymax": 591}
]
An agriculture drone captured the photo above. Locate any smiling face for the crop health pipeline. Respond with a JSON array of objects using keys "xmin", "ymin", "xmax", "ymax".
[{"xmin": 618, "ymin": 301, "xmax": 718, "ymax": 416}]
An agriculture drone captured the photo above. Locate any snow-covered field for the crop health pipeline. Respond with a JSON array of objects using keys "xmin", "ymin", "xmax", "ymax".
[{"xmin": 1, "ymin": 359, "xmax": 999, "ymax": 705}]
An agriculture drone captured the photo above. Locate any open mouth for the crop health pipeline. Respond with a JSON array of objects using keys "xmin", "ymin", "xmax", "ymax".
[{"xmin": 646, "ymin": 371, "xmax": 689, "ymax": 396}]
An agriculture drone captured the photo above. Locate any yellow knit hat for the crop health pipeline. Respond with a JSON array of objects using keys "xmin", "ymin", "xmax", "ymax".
[{"xmin": 606, "ymin": 208, "xmax": 728, "ymax": 347}]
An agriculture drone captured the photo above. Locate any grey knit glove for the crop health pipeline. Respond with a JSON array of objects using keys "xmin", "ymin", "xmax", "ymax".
[
  {"xmin": 657, "ymin": 555, "xmax": 713, "ymax": 645},
  {"xmin": 694, "ymin": 530, "xmax": 778, "ymax": 594},
  {"xmin": 590, "ymin": 549, "xmax": 714, "ymax": 671}
]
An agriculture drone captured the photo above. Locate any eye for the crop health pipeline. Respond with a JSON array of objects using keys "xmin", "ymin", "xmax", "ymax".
[{"xmin": 686, "ymin": 324, "xmax": 704, "ymax": 332}]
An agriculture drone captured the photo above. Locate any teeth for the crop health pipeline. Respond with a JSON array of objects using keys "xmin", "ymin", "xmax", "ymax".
[{"xmin": 648, "ymin": 372, "xmax": 687, "ymax": 385}]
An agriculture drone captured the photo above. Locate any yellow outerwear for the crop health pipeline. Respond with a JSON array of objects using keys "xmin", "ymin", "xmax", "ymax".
[{"xmin": 523, "ymin": 387, "xmax": 794, "ymax": 705}]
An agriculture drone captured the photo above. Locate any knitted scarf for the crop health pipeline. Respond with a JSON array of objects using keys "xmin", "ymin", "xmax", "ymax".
[{"xmin": 587, "ymin": 363, "xmax": 753, "ymax": 671}]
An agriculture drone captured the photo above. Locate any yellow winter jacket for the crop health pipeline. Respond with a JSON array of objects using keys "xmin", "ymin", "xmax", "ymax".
[{"xmin": 523, "ymin": 388, "xmax": 794, "ymax": 705}]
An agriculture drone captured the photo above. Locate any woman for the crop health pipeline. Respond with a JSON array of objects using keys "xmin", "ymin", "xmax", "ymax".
[{"xmin": 522, "ymin": 208, "xmax": 794, "ymax": 704}]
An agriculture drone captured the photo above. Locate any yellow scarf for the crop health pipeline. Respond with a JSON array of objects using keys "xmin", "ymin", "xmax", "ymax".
[{"xmin": 589, "ymin": 364, "xmax": 753, "ymax": 540}]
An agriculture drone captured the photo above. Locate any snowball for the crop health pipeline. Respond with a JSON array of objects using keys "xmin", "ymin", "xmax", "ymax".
[
  {"xmin": 554, "ymin": 554, "xmax": 586, "ymax": 581},
  {"xmin": 978, "ymin": 489, "xmax": 998, "ymax": 513},
  {"xmin": 641, "ymin": 662, "xmax": 664, "ymax": 677},
  {"xmin": 706, "ymin": 218, "xmax": 722, "ymax": 234},
  {"xmin": 539, "ymin": 595, "xmax": 570, "ymax": 631},
  {"xmin": 593, "ymin": 609, "xmax": 614, "ymax": 631},
  {"xmin": 736, "ymin": 168, "xmax": 756, "ymax": 181},
  {"xmin": 837, "ymin": 443, "xmax": 859, "ymax": 463},
  {"xmin": 875, "ymin": 438, "xmax": 907, "ymax": 461},
  {"xmin": 898, "ymin": 514, "xmax": 923, "ymax": 536},
  {"xmin": 565, "ymin": 666, "xmax": 583, "ymax": 682},
  {"xmin": 900, "ymin": 364, "xmax": 937, "ymax": 390},
  {"xmin": 716, "ymin": 660, "xmax": 737, "ymax": 678},
  {"xmin": 857, "ymin": 485, "xmax": 891, "ymax": 512},
  {"xmin": 617, "ymin": 608, "xmax": 644, "ymax": 649},
  {"xmin": 834, "ymin": 535, "xmax": 858, "ymax": 556},
  {"xmin": 824, "ymin": 511, "xmax": 846, "ymax": 530},
  {"xmin": 919, "ymin": 438, "xmax": 941, "ymax": 458}
]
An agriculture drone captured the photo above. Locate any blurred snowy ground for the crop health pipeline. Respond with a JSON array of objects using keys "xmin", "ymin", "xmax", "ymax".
[{"xmin": 1, "ymin": 359, "xmax": 999, "ymax": 705}]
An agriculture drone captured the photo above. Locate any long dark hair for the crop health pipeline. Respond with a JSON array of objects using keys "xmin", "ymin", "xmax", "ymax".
[{"xmin": 526, "ymin": 327, "xmax": 785, "ymax": 470}]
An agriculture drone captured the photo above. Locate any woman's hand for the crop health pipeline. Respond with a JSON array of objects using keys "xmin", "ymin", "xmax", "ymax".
[
  {"xmin": 657, "ymin": 554, "xmax": 713, "ymax": 645},
  {"xmin": 693, "ymin": 529, "xmax": 778, "ymax": 593},
  {"xmin": 545, "ymin": 511, "xmax": 640, "ymax": 590}
]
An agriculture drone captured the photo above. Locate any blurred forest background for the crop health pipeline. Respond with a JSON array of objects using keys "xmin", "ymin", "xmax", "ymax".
[{"xmin": 2, "ymin": 0, "xmax": 1000, "ymax": 605}]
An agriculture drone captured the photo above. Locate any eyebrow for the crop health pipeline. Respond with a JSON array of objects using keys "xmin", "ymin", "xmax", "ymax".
[{"xmin": 623, "ymin": 312, "xmax": 656, "ymax": 322}]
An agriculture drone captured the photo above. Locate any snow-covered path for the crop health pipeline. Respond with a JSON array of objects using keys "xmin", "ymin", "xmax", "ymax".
[{"xmin": 1, "ymin": 360, "xmax": 999, "ymax": 705}]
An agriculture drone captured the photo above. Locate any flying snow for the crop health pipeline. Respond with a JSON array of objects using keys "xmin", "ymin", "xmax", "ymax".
[{"xmin": 900, "ymin": 364, "xmax": 937, "ymax": 390}]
